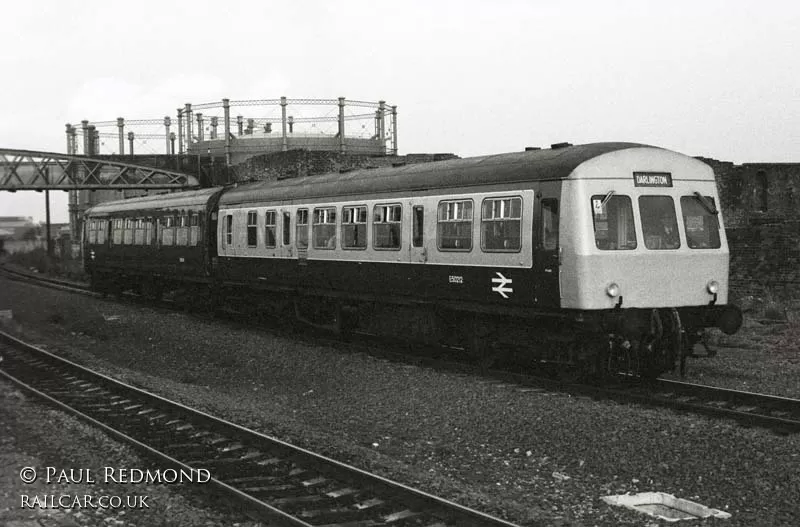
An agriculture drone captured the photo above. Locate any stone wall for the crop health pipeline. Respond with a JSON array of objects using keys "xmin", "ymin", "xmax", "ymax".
[{"xmin": 231, "ymin": 149, "xmax": 458, "ymax": 182}]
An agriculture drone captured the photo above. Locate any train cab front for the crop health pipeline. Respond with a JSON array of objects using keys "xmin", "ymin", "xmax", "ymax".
[{"xmin": 561, "ymin": 160, "xmax": 743, "ymax": 377}]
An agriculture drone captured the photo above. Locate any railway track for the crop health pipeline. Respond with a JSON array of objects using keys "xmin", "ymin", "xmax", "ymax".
[
  {"xmin": 0, "ymin": 330, "xmax": 520, "ymax": 527},
  {"xmin": 605, "ymin": 378, "xmax": 800, "ymax": 434},
  {"xmin": 0, "ymin": 264, "xmax": 93, "ymax": 294},
  {"xmin": 4, "ymin": 263, "xmax": 799, "ymax": 435}
]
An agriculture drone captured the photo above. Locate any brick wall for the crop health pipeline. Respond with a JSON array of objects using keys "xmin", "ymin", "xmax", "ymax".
[{"xmin": 699, "ymin": 157, "xmax": 800, "ymax": 301}]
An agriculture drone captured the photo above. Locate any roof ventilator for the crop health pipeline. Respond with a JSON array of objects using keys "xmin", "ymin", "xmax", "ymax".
[{"xmin": 550, "ymin": 142, "xmax": 573, "ymax": 149}]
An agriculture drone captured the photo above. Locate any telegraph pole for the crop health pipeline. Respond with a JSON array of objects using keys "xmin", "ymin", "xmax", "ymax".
[{"xmin": 45, "ymin": 189, "xmax": 53, "ymax": 260}]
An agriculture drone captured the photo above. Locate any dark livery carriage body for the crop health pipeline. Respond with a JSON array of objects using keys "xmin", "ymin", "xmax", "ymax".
[
  {"xmin": 83, "ymin": 187, "xmax": 224, "ymax": 297},
  {"xmin": 84, "ymin": 142, "xmax": 742, "ymax": 378}
]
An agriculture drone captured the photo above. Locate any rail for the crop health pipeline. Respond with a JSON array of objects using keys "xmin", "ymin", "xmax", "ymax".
[{"xmin": 0, "ymin": 330, "xmax": 520, "ymax": 526}]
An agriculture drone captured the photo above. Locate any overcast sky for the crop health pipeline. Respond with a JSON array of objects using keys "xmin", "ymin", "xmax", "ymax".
[{"xmin": 1, "ymin": 0, "xmax": 798, "ymax": 223}]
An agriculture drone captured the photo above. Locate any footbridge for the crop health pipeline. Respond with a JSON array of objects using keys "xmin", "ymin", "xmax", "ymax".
[{"xmin": 0, "ymin": 149, "xmax": 199, "ymax": 191}]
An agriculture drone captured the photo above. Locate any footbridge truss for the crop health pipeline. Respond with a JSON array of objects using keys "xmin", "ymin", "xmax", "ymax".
[{"xmin": 0, "ymin": 149, "xmax": 199, "ymax": 191}]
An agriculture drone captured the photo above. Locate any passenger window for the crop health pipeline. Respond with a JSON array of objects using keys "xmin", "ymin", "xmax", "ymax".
[
  {"xmin": 88, "ymin": 221, "xmax": 97, "ymax": 244},
  {"xmin": 681, "ymin": 195, "xmax": 721, "ymax": 249},
  {"xmin": 591, "ymin": 195, "xmax": 636, "ymax": 250},
  {"xmin": 265, "ymin": 210, "xmax": 277, "ymax": 248},
  {"xmin": 188, "ymin": 213, "xmax": 199, "ymax": 246},
  {"xmin": 342, "ymin": 205, "xmax": 367, "ymax": 249},
  {"xmin": 639, "ymin": 196, "xmax": 680, "ymax": 250},
  {"xmin": 163, "ymin": 216, "xmax": 176, "ymax": 247},
  {"xmin": 98, "ymin": 222, "xmax": 104, "ymax": 245},
  {"xmin": 133, "ymin": 219, "xmax": 142, "ymax": 245},
  {"xmin": 246, "ymin": 211, "xmax": 258, "ymax": 247},
  {"xmin": 437, "ymin": 200, "xmax": 473, "ymax": 251},
  {"xmin": 177, "ymin": 215, "xmax": 189, "ymax": 246},
  {"xmin": 482, "ymin": 197, "xmax": 522, "ymax": 252},
  {"xmin": 313, "ymin": 207, "xmax": 337, "ymax": 249},
  {"xmin": 412, "ymin": 206, "xmax": 424, "ymax": 247},
  {"xmin": 374, "ymin": 204, "xmax": 402, "ymax": 250},
  {"xmin": 540, "ymin": 199, "xmax": 559, "ymax": 251},
  {"xmin": 124, "ymin": 218, "xmax": 134, "ymax": 245},
  {"xmin": 282, "ymin": 212, "xmax": 291, "ymax": 245},
  {"xmin": 224, "ymin": 215, "xmax": 233, "ymax": 247},
  {"xmin": 296, "ymin": 209, "xmax": 309, "ymax": 248}
]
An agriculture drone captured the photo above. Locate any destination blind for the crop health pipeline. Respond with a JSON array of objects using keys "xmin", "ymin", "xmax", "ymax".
[{"xmin": 633, "ymin": 172, "xmax": 673, "ymax": 187}]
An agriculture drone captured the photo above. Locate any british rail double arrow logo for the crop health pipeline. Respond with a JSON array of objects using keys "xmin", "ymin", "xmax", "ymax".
[{"xmin": 491, "ymin": 272, "xmax": 513, "ymax": 299}]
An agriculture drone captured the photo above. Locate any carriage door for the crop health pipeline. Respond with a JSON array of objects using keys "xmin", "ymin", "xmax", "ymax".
[
  {"xmin": 206, "ymin": 211, "xmax": 218, "ymax": 275},
  {"xmin": 534, "ymin": 197, "xmax": 560, "ymax": 306},
  {"xmin": 280, "ymin": 211, "xmax": 293, "ymax": 258},
  {"xmin": 409, "ymin": 204, "xmax": 427, "ymax": 263}
]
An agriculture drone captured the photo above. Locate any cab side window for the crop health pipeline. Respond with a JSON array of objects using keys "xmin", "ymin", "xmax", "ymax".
[{"xmin": 541, "ymin": 199, "xmax": 559, "ymax": 251}]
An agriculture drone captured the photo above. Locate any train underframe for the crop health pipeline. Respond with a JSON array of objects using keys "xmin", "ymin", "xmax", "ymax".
[
  {"xmin": 260, "ymin": 287, "xmax": 744, "ymax": 380},
  {"xmin": 88, "ymin": 269, "xmax": 743, "ymax": 380}
]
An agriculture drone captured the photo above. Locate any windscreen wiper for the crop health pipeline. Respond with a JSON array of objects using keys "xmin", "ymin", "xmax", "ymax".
[{"xmin": 694, "ymin": 191, "xmax": 718, "ymax": 215}]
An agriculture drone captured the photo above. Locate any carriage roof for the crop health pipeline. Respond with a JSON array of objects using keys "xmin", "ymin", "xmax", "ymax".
[{"xmin": 220, "ymin": 142, "xmax": 654, "ymax": 206}]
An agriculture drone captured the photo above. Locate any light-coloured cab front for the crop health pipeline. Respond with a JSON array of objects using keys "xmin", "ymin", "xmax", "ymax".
[{"xmin": 559, "ymin": 147, "xmax": 730, "ymax": 310}]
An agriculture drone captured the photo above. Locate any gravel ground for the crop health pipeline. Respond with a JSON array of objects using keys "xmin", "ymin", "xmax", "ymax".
[
  {"xmin": 662, "ymin": 319, "xmax": 800, "ymax": 398},
  {"xmin": 1, "ymin": 275, "xmax": 799, "ymax": 526},
  {"xmin": 0, "ymin": 379, "xmax": 266, "ymax": 527}
]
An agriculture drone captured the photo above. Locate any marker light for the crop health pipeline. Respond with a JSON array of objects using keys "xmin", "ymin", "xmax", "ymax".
[
  {"xmin": 606, "ymin": 282, "xmax": 620, "ymax": 297},
  {"xmin": 707, "ymin": 280, "xmax": 719, "ymax": 294}
]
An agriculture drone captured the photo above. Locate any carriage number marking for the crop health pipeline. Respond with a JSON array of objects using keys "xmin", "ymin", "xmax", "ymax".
[{"xmin": 449, "ymin": 275, "xmax": 463, "ymax": 284}]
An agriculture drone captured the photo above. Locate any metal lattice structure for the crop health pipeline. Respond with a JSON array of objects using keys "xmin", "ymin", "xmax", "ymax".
[
  {"xmin": 74, "ymin": 97, "xmax": 398, "ymax": 164},
  {"xmin": 0, "ymin": 149, "xmax": 199, "ymax": 191}
]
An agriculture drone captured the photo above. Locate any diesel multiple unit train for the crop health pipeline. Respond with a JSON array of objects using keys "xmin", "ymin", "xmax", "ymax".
[{"xmin": 83, "ymin": 142, "xmax": 742, "ymax": 378}]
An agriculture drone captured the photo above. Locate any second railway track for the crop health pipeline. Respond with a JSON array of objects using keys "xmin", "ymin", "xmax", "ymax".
[
  {"xmin": 607, "ymin": 378, "xmax": 800, "ymax": 434},
  {"xmin": 0, "ymin": 330, "xmax": 520, "ymax": 527}
]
